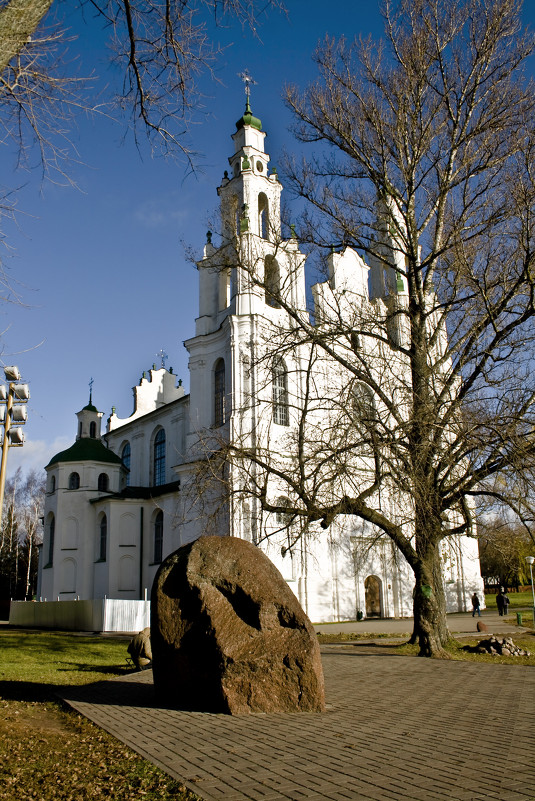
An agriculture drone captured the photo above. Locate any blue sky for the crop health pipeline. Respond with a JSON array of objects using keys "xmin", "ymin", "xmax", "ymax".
[{"xmin": 1, "ymin": 1, "xmax": 534, "ymax": 478}]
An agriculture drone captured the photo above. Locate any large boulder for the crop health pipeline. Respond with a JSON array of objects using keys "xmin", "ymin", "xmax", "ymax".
[{"xmin": 151, "ymin": 536, "xmax": 325, "ymax": 714}]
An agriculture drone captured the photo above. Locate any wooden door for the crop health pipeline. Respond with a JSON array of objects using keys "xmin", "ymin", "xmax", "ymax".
[{"xmin": 365, "ymin": 575, "xmax": 382, "ymax": 617}]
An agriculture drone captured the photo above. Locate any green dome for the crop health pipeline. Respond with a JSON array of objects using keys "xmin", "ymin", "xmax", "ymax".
[
  {"xmin": 47, "ymin": 438, "xmax": 122, "ymax": 468},
  {"xmin": 236, "ymin": 100, "xmax": 262, "ymax": 131},
  {"xmin": 82, "ymin": 403, "xmax": 98, "ymax": 413}
]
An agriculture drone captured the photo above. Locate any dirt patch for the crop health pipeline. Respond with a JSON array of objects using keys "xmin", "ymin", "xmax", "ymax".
[{"xmin": 7, "ymin": 705, "xmax": 69, "ymax": 735}]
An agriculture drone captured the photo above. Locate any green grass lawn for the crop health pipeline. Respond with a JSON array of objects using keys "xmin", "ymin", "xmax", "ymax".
[
  {"xmin": 0, "ymin": 630, "xmax": 131, "ymax": 687},
  {"xmin": 0, "ymin": 630, "xmax": 200, "ymax": 801},
  {"xmin": 484, "ymin": 590, "xmax": 535, "ymax": 609}
]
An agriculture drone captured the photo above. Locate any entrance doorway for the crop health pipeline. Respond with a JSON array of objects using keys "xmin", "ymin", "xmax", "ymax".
[{"xmin": 364, "ymin": 575, "xmax": 382, "ymax": 617}]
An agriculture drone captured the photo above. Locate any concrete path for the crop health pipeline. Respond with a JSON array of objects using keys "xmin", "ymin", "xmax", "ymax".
[
  {"xmin": 313, "ymin": 609, "xmax": 527, "ymax": 637},
  {"xmin": 60, "ymin": 633, "xmax": 535, "ymax": 801}
]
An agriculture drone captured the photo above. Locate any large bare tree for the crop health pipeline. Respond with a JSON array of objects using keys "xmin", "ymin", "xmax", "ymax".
[
  {"xmin": 0, "ymin": 0, "xmax": 285, "ymax": 175},
  {"xmin": 206, "ymin": 0, "xmax": 535, "ymax": 657}
]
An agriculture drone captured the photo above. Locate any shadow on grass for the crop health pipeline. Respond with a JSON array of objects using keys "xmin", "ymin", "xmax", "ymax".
[
  {"xmin": 56, "ymin": 662, "xmax": 133, "ymax": 675},
  {"xmin": 0, "ymin": 675, "xmax": 158, "ymax": 709},
  {"xmin": 320, "ymin": 641, "xmax": 415, "ymax": 655},
  {"xmin": 0, "ymin": 664, "xmax": 139, "ymax": 705},
  {"xmin": 0, "ymin": 679, "xmax": 75, "ymax": 703}
]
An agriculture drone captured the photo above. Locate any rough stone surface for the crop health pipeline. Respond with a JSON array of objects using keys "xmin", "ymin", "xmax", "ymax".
[
  {"xmin": 465, "ymin": 635, "xmax": 531, "ymax": 657},
  {"xmin": 127, "ymin": 627, "xmax": 152, "ymax": 669},
  {"xmin": 151, "ymin": 535, "xmax": 326, "ymax": 714}
]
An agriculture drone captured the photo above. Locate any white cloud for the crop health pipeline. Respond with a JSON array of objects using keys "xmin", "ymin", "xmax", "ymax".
[
  {"xmin": 134, "ymin": 195, "xmax": 189, "ymax": 229},
  {"xmin": 6, "ymin": 435, "xmax": 71, "ymax": 480}
]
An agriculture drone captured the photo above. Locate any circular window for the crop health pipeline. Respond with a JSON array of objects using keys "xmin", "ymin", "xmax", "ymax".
[{"xmin": 256, "ymin": 161, "xmax": 264, "ymax": 172}]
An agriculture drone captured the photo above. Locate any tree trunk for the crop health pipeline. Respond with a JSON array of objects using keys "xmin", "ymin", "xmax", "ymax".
[{"xmin": 409, "ymin": 547, "xmax": 451, "ymax": 658}]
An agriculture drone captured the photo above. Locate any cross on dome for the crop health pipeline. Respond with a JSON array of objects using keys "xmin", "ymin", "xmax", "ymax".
[
  {"xmin": 238, "ymin": 70, "xmax": 257, "ymax": 104},
  {"xmin": 157, "ymin": 349, "xmax": 168, "ymax": 369}
]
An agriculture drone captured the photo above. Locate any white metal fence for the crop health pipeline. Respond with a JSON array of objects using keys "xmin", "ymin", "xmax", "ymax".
[{"xmin": 9, "ymin": 599, "xmax": 151, "ymax": 632}]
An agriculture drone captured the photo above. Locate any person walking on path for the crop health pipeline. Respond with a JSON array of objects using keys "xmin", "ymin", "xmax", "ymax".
[
  {"xmin": 497, "ymin": 588, "xmax": 509, "ymax": 616},
  {"xmin": 502, "ymin": 590, "xmax": 510, "ymax": 617},
  {"xmin": 471, "ymin": 593, "xmax": 481, "ymax": 617}
]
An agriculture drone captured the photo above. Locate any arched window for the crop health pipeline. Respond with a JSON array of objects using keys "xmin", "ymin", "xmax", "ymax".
[
  {"xmin": 264, "ymin": 256, "xmax": 280, "ymax": 308},
  {"xmin": 60, "ymin": 558, "xmax": 77, "ymax": 594},
  {"xmin": 47, "ymin": 515, "xmax": 55, "ymax": 566},
  {"xmin": 218, "ymin": 268, "xmax": 231, "ymax": 311},
  {"xmin": 228, "ymin": 194, "xmax": 239, "ymax": 237},
  {"xmin": 353, "ymin": 383, "xmax": 377, "ymax": 424},
  {"xmin": 154, "ymin": 511, "xmax": 164, "ymax": 564},
  {"xmin": 98, "ymin": 473, "xmax": 109, "ymax": 492},
  {"xmin": 89, "ymin": 421, "xmax": 96, "ymax": 438},
  {"xmin": 153, "ymin": 429, "xmax": 166, "ymax": 486},
  {"xmin": 275, "ymin": 497, "xmax": 292, "ymax": 526},
  {"xmin": 214, "ymin": 359, "xmax": 226, "ymax": 427},
  {"xmin": 121, "ymin": 442, "xmax": 131, "ymax": 487},
  {"xmin": 258, "ymin": 193, "xmax": 269, "ymax": 239},
  {"xmin": 272, "ymin": 358, "xmax": 289, "ymax": 426},
  {"xmin": 69, "ymin": 472, "xmax": 80, "ymax": 490},
  {"xmin": 99, "ymin": 514, "xmax": 107, "ymax": 561},
  {"xmin": 49, "ymin": 475, "xmax": 56, "ymax": 494}
]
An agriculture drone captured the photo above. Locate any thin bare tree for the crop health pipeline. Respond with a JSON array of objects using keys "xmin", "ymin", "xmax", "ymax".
[{"xmin": 0, "ymin": 468, "xmax": 44, "ymax": 602}]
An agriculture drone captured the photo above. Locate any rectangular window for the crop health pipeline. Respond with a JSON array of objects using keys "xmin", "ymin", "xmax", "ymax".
[
  {"xmin": 154, "ymin": 512, "xmax": 164, "ymax": 563},
  {"xmin": 214, "ymin": 361, "xmax": 226, "ymax": 427},
  {"xmin": 272, "ymin": 360, "xmax": 289, "ymax": 426},
  {"xmin": 154, "ymin": 430, "xmax": 166, "ymax": 486}
]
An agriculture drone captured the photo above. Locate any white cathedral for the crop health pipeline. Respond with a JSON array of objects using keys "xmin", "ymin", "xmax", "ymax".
[{"xmin": 37, "ymin": 98, "xmax": 485, "ymax": 624}]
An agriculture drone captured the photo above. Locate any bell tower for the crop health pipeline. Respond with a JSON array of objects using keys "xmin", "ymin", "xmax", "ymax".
[
  {"xmin": 217, "ymin": 96, "xmax": 282, "ymax": 244},
  {"xmin": 185, "ymin": 84, "xmax": 307, "ymax": 464},
  {"xmin": 76, "ymin": 380, "xmax": 103, "ymax": 440}
]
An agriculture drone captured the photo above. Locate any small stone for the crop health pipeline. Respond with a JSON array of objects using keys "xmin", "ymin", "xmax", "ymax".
[
  {"xmin": 476, "ymin": 621, "xmax": 488, "ymax": 632},
  {"xmin": 127, "ymin": 627, "xmax": 152, "ymax": 669},
  {"xmin": 501, "ymin": 648, "xmax": 511, "ymax": 656}
]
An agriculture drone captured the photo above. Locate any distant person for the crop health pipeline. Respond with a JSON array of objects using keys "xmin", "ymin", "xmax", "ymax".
[
  {"xmin": 502, "ymin": 590, "xmax": 510, "ymax": 616},
  {"xmin": 496, "ymin": 588, "xmax": 505, "ymax": 616},
  {"xmin": 471, "ymin": 592, "xmax": 481, "ymax": 617}
]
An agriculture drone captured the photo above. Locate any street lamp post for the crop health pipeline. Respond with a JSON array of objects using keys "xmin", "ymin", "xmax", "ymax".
[
  {"xmin": 526, "ymin": 555, "xmax": 535, "ymax": 630},
  {"xmin": 0, "ymin": 366, "xmax": 29, "ymax": 522}
]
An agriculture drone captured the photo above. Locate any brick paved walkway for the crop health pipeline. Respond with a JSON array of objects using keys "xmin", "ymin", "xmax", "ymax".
[{"xmin": 60, "ymin": 647, "xmax": 535, "ymax": 801}]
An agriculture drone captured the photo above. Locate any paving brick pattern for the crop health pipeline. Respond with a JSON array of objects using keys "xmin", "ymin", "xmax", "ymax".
[{"xmin": 60, "ymin": 648, "xmax": 535, "ymax": 801}]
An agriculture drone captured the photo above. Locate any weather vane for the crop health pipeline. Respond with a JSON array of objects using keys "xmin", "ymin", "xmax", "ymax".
[
  {"xmin": 157, "ymin": 349, "xmax": 168, "ymax": 369},
  {"xmin": 238, "ymin": 70, "xmax": 257, "ymax": 102}
]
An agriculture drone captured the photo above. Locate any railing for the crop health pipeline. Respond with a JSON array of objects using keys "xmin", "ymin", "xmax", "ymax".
[{"xmin": 8, "ymin": 598, "xmax": 151, "ymax": 632}]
